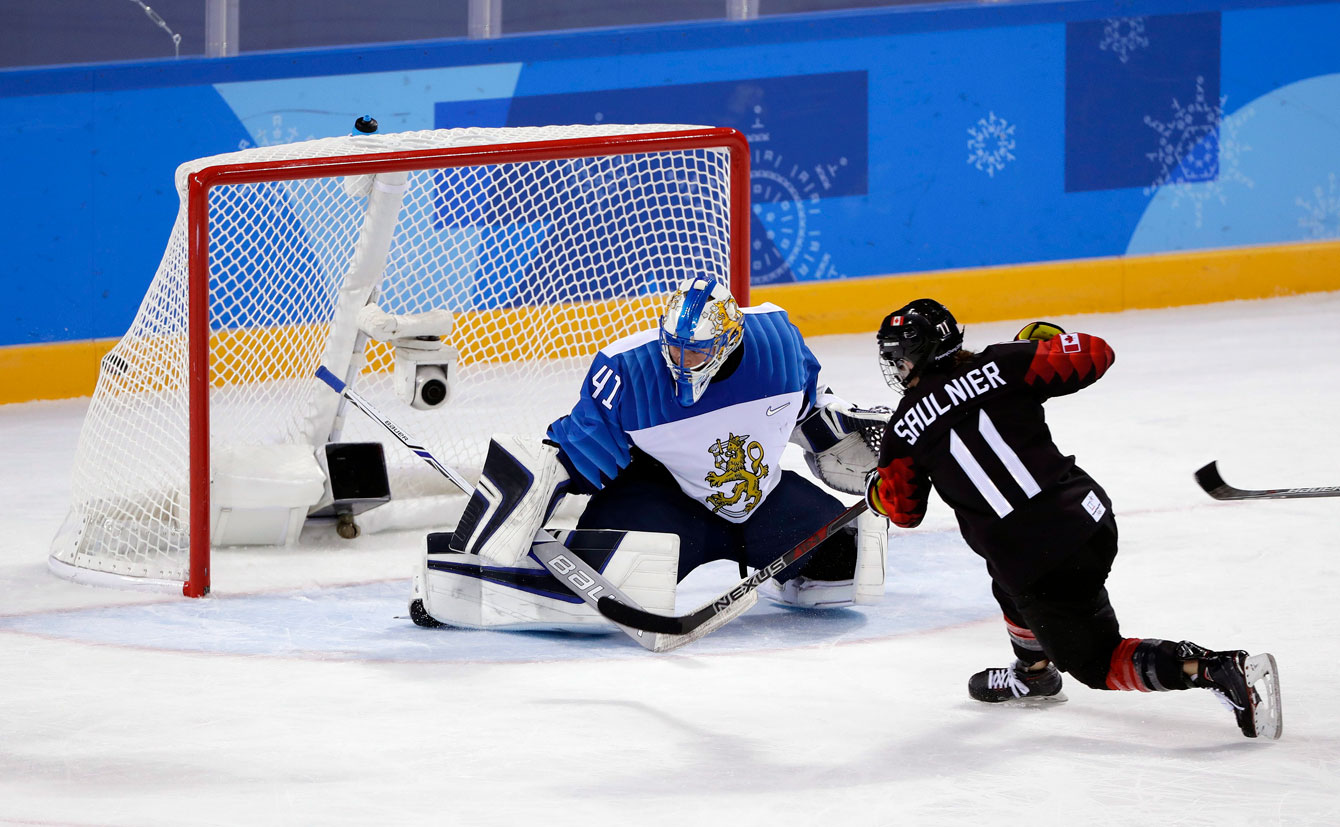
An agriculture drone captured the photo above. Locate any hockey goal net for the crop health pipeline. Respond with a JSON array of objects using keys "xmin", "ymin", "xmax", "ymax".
[{"xmin": 49, "ymin": 124, "xmax": 750, "ymax": 596}]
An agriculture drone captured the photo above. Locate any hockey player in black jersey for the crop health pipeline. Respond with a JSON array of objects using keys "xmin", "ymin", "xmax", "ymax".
[{"xmin": 864, "ymin": 298, "xmax": 1283, "ymax": 739}]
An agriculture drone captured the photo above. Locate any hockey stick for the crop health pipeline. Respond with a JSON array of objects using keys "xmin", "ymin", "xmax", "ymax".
[
  {"xmin": 597, "ymin": 500, "xmax": 869, "ymax": 636},
  {"xmin": 1195, "ymin": 461, "xmax": 1340, "ymax": 501},
  {"xmin": 315, "ymin": 365, "xmax": 683, "ymax": 651}
]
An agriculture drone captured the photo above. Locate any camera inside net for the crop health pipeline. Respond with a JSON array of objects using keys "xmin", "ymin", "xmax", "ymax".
[
  {"xmin": 393, "ymin": 339, "xmax": 458, "ymax": 410},
  {"xmin": 355, "ymin": 305, "xmax": 458, "ymax": 411}
]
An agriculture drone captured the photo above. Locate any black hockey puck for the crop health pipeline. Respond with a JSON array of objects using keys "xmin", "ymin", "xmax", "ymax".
[{"xmin": 353, "ymin": 116, "xmax": 379, "ymax": 134}]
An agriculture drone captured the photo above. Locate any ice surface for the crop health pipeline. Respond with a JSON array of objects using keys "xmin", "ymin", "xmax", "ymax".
[{"xmin": 2, "ymin": 295, "xmax": 1338, "ymax": 825}]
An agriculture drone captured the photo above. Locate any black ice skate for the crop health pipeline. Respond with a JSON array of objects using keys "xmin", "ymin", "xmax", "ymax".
[
  {"xmin": 1179, "ymin": 641, "xmax": 1283, "ymax": 739},
  {"xmin": 968, "ymin": 660, "xmax": 1066, "ymax": 704}
]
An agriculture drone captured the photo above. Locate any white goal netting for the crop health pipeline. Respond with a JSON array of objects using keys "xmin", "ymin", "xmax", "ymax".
[{"xmin": 49, "ymin": 124, "xmax": 745, "ymax": 592}]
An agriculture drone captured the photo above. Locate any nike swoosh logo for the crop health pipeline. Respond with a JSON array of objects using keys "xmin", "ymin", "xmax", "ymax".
[{"xmin": 766, "ymin": 403, "xmax": 790, "ymax": 416}]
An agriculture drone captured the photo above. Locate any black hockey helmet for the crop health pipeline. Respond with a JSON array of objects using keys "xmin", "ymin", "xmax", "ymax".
[{"xmin": 876, "ymin": 298, "xmax": 963, "ymax": 391}]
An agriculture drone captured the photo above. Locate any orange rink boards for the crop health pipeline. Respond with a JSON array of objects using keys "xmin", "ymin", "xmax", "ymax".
[{"xmin": 5, "ymin": 240, "xmax": 1339, "ymax": 405}]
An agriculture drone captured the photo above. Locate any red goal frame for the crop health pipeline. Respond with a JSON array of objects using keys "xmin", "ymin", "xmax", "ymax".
[{"xmin": 182, "ymin": 127, "xmax": 751, "ymax": 596}]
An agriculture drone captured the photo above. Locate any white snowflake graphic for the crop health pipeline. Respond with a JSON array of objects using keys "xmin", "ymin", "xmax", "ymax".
[
  {"xmin": 1297, "ymin": 173, "xmax": 1340, "ymax": 239},
  {"xmin": 967, "ymin": 112, "xmax": 1016, "ymax": 178},
  {"xmin": 1099, "ymin": 17, "xmax": 1149, "ymax": 64},
  {"xmin": 239, "ymin": 114, "xmax": 315, "ymax": 149},
  {"xmin": 1143, "ymin": 77, "xmax": 1254, "ymax": 228}
]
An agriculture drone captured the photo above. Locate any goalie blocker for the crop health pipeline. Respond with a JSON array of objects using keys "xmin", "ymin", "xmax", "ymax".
[{"xmin": 448, "ymin": 434, "xmax": 571, "ymax": 566}]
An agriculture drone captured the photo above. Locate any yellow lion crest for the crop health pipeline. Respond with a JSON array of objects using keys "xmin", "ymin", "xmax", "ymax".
[{"xmin": 704, "ymin": 433, "xmax": 769, "ymax": 516}]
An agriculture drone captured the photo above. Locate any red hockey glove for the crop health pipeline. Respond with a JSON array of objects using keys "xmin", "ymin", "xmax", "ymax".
[
  {"xmin": 1015, "ymin": 321, "xmax": 1066, "ymax": 342},
  {"xmin": 865, "ymin": 463, "xmax": 927, "ymax": 528}
]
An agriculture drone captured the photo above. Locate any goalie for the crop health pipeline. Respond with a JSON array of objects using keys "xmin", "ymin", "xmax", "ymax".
[{"xmin": 413, "ymin": 276, "xmax": 891, "ymax": 633}]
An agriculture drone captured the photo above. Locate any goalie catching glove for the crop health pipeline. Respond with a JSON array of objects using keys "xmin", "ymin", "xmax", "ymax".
[
  {"xmin": 448, "ymin": 434, "xmax": 570, "ymax": 566},
  {"xmin": 791, "ymin": 400, "xmax": 892, "ymax": 495}
]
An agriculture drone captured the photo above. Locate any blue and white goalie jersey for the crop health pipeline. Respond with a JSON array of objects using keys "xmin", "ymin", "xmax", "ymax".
[{"xmin": 547, "ymin": 303, "xmax": 821, "ymax": 523}]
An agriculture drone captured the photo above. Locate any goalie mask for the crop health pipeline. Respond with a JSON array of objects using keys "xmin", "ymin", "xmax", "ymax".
[
  {"xmin": 659, "ymin": 277, "xmax": 744, "ymax": 406},
  {"xmin": 877, "ymin": 298, "xmax": 963, "ymax": 392}
]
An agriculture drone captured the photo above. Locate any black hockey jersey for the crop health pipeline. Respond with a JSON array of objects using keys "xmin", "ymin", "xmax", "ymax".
[{"xmin": 872, "ymin": 332, "xmax": 1116, "ymax": 592}]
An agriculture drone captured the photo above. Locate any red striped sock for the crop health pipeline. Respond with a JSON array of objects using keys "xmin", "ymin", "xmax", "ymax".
[{"xmin": 1106, "ymin": 638, "xmax": 1155, "ymax": 691}]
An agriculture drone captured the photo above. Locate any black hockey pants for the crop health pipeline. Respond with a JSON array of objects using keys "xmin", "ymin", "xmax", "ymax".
[
  {"xmin": 991, "ymin": 518, "xmax": 1123, "ymax": 690},
  {"xmin": 575, "ymin": 454, "xmax": 854, "ymax": 583}
]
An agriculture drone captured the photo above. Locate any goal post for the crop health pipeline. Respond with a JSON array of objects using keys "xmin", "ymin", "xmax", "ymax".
[{"xmin": 49, "ymin": 124, "xmax": 750, "ymax": 597}]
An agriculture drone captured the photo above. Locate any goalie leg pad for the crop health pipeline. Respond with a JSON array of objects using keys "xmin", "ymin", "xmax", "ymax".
[
  {"xmin": 761, "ymin": 575, "xmax": 857, "ymax": 609},
  {"xmin": 853, "ymin": 508, "xmax": 888, "ymax": 605},
  {"xmin": 761, "ymin": 527, "xmax": 857, "ymax": 609},
  {"xmin": 419, "ymin": 529, "xmax": 679, "ymax": 632},
  {"xmin": 762, "ymin": 511, "xmax": 887, "ymax": 609},
  {"xmin": 448, "ymin": 434, "xmax": 569, "ymax": 566}
]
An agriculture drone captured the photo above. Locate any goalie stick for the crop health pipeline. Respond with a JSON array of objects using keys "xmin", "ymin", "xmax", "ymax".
[
  {"xmin": 1195, "ymin": 461, "xmax": 1340, "ymax": 501},
  {"xmin": 597, "ymin": 500, "xmax": 869, "ymax": 636},
  {"xmin": 314, "ymin": 366, "xmax": 750, "ymax": 653}
]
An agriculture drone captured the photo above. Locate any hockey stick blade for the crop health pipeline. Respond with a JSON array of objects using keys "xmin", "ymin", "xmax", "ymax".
[
  {"xmin": 597, "ymin": 500, "xmax": 869, "ymax": 636},
  {"xmin": 1196, "ymin": 461, "xmax": 1340, "ymax": 501},
  {"xmin": 315, "ymin": 365, "xmax": 667, "ymax": 651}
]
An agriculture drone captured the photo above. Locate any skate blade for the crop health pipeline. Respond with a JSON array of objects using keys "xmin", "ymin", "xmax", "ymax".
[
  {"xmin": 1245, "ymin": 653, "xmax": 1282, "ymax": 739},
  {"xmin": 985, "ymin": 691, "xmax": 1068, "ymax": 707}
]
